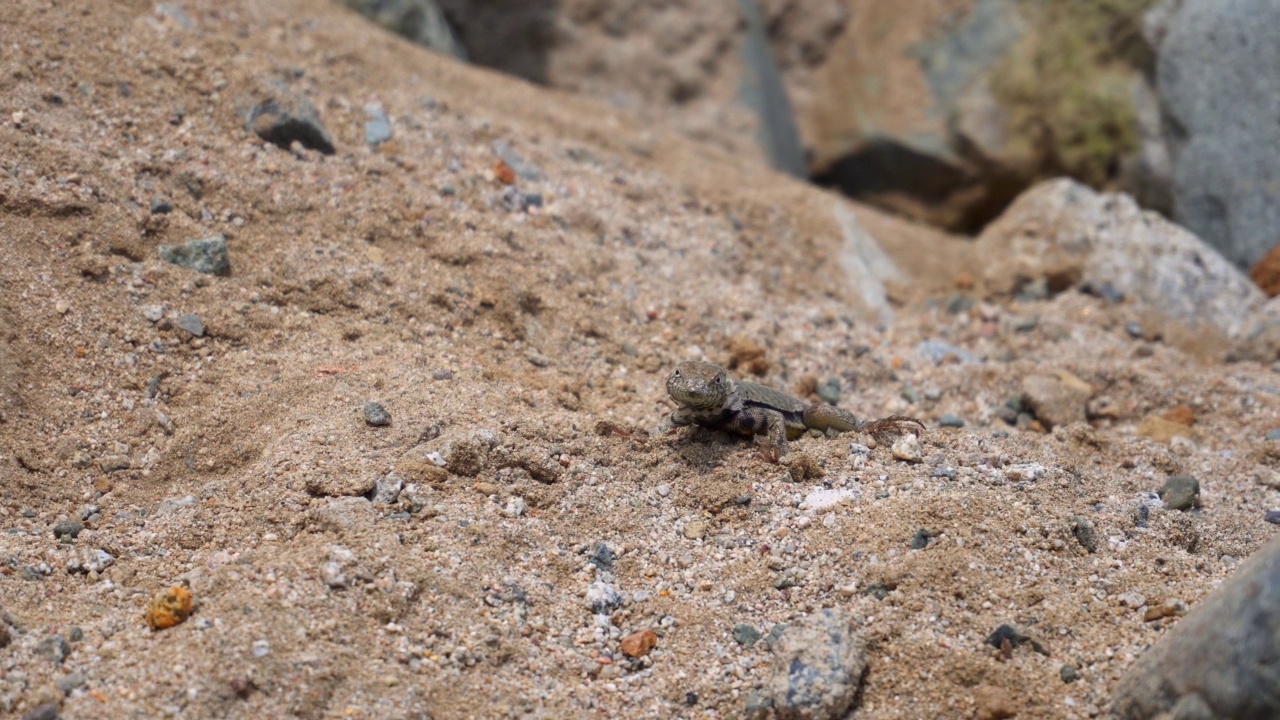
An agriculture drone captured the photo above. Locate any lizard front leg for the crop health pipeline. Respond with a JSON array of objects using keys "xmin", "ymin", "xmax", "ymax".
[{"xmin": 721, "ymin": 406, "xmax": 788, "ymax": 462}]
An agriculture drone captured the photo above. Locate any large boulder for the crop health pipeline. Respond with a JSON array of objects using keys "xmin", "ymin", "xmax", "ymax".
[
  {"xmin": 1110, "ymin": 534, "xmax": 1280, "ymax": 719},
  {"xmin": 973, "ymin": 179, "xmax": 1263, "ymax": 342},
  {"xmin": 1156, "ymin": 0, "xmax": 1280, "ymax": 270}
]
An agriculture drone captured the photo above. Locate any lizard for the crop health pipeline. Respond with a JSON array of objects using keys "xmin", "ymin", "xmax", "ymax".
[{"xmin": 665, "ymin": 359, "xmax": 923, "ymax": 461}]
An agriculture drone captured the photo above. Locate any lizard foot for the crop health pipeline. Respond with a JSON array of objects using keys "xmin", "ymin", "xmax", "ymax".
[{"xmin": 860, "ymin": 415, "xmax": 926, "ymax": 443}]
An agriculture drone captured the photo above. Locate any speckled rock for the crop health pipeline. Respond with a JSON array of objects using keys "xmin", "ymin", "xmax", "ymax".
[{"xmin": 767, "ymin": 608, "xmax": 867, "ymax": 720}]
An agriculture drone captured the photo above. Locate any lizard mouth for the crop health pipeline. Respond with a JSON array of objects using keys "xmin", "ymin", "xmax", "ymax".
[{"xmin": 667, "ymin": 382, "xmax": 721, "ymax": 410}]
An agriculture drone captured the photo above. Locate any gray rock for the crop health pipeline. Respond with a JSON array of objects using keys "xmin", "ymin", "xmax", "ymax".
[
  {"xmin": 363, "ymin": 401, "xmax": 392, "ymax": 427},
  {"xmin": 732, "ymin": 623, "xmax": 762, "ymax": 647},
  {"xmin": 371, "ymin": 473, "xmax": 403, "ymax": 505},
  {"xmin": 363, "ymin": 102, "xmax": 392, "ymax": 147},
  {"xmin": 20, "ymin": 704, "xmax": 59, "ymax": 720},
  {"xmin": 938, "ymin": 413, "xmax": 965, "ymax": 428},
  {"xmin": 1265, "ymin": 510, "xmax": 1280, "ymax": 525},
  {"xmin": 175, "ymin": 314, "xmax": 204, "ymax": 337},
  {"xmin": 97, "ymin": 454, "xmax": 130, "ymax": 472},
  {"xmin": 1159, "ymin": 476, "xmax": 1200, "ymax": 511},
  {"xmin": 767, "ymin": 609, "xmax": 867, "ymax": 720},
  {"xmin": 55, "ymin": 671, "xmax": 87, "ymax": 694},
  {"xmin": 735, "ymin": 0, "xmax": 805, "ymax": 177},
  {"xmin": 1061, "ymin": 664, "xmax": 1080, "ymax": 683},
  {"xmin": 158, "ymin": 235, "xmax": 230, "ymax": 276},
  {"xmin": 1110, "ymin": 534, "xmax": 1280, "ymax": 719},
  {"xmin": 35, "ymin": 634, "xmax": 69, "ymax": 663},
  {"xmin": 242, "ymin": 81, "xmax": 335, "ymax": 155},
  {"xmin": 340, "ymin": 0, "xmax": 466, "ymax": 59},
  {"xmin": 1157, "ymin": 0, "xmax": 1280, "ymax": 269},
  {"xmin": 51, "ymin": 520, "xmax": 82, "ymax": 540},
  {"xmin": 1267, "ymin": 428, "xmax": 1280, "ymax": 442},
  {"xmin": 584, "ymin": 581, "xmax": 620, "ymax": 613},
  {"xmin": 1071, "ymin": 515, "xmax": 1099, "ymax": 553},
  {"xmin": 974, "ymin": 180, "xmax": 1264, "ymax": 340},
  {"xmin": 917, "ymin": 340, "xmax": 980, "ymax": 365},
  {"xmin": 157, "ymin": 495, "xmax": 196, "ymax": 514}
]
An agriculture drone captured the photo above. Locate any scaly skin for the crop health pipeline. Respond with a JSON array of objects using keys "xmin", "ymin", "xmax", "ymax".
[{"xmin": 665, "ymin": 360, "xmax": 923, "ymax": 461}]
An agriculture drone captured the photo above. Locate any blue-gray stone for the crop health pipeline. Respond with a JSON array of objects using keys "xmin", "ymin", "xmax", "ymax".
[
  {"xmin": 158, "ymin": 235, "xmax": 230, "ymax": 276},
  {"xmin": 767, "ymin": 609, "xmax": 866, "ymax": 720},
  {"xmin": 364, "ymin": 103, "xmax": 392, "ymax": 147}
]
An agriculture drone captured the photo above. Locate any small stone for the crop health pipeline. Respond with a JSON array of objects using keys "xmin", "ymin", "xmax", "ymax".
[
  {"xmin": 1118, "ymin": 592, "xmax": 1147, "ymax": 608},
  {"xmin": 984, "ymin": 624, "xmax": 1049, "ymax": 656},
  {"xmin": 1267, "ymin": 428, "xmax": 1280, "ymax": 441},
  {"xmin": 744, "ymin": 690, "xmax": 775, "ymax": 720},
  {"xmin": 1070, "ymin": 516, "xmax": 1098, "ymax": 553},
  {"xmin": 684, "ymin": 521, "xmax": 708, "ymax": 540},
  {"xmin": 732, "ymin": 624, "xmax": 762, "ymax": 647},
  {"xmin": 371, "ymin": 473, "xmax": 403, "ymax": 504},
  {"xmin": 585, "ymin": 581, "xmax": 621, "ymax": 613},
  {"xmin": 431, "ymin": 369, "xmax": 453, "ymax": 381},
  {"xmin": 52, "ymin": 518, "xmax": 83, "ymax": 541},
  {"xmin": 767, "ymin": 609, "xmax": 865, "ymax": 720},
  {"xmin": 363, "ymin": 102, "xmax": 392, "ymax": 147},
  {"xmin": 20, "ymin": 704, "xmax": 59, "ymax": 720},
  {"xmin": 501, "ymin": 496, "xmax": 527, "ymax": 517},
  {"xmin": 620, "ymin": 629, "xmax": 657, "ymax": 658},
  {"xmin": 55, "ymin": 671, "xmax": 87, "ymax": 694},
  {"xmin": 252, "ymin": 639, "xmax": 270, "ymax": 657},
  {"xmin": 67, "ymin": 627, "xmax": 83, "ymax": 642},
  {"xmin": 1266, "ymin": 510, "xmax": 1280, "ymax": 525},
  {"xmin": 175, "ymin": 314, "xmax": 204, "ymax": 337},
  {"xmin": 321, "ymin": 561, "xmax": 348, "ymax": 589},
  {"xmin": 815, "ymin": 378, "xmax": 841, "ymax": 405},
  {"xmin": 1158, "ymin": 475, "xmax": 1201, "ymax": 511},
  {"xmin": 157, "ymin": 495, "xmax": 196, "ymax": 513},
  {"xmin": 244, "ymin": 81, "xmax": 335, "ymax": 154},
  {"xmin": 55, "ymin": 300, "xmax": 69, "ymax": 315},
  {"xmin": 150, "ymin": 198, "xmax": 173, "ymax": 214},
  {"xmin": 35, "ymin": 634, "xmax": 70, "ymax": 663},
  {"xmin": 363, "ymin": 401, "xmax": 392, "ymax": 427},
  {"xmin": 938, "ymin": 413, "xmax": 965, "ymax": 428},
  {"xmin": 1060, "ymin": 664, "xmax": 1080, "ymax": 683},
  {"xmin": 158, "ymin": 235, "xmax": 230, "ymax": 276},
  {"xmin": 97, "ymin": 455, "xmax": 130, "ymax": 473},
  {"xmin": 1021, "ymin": 373, "xmax": 1091, "ymax": 429},
  {"xmin": 891, "ymin": 433, "xmax": 922, "ymax": 462},
  {"xmin": 909, "ymin": 528, "xmax": 933, "ymax": 550},
  {"xmin": 974, "ymin": 684, "xmax": 1016, "ymax": 720},
  {"xmin": 589, "ymin": 542, "xmax": 614, "ymax": 570},
  {"xmin": 145, "ymin": 585, "xmax": 193, "ymax": 630}
]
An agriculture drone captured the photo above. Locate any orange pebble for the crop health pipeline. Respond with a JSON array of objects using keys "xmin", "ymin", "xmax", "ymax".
[
  {"xmin": 145, "ymin": 585, "xmax": 193, "ymax": 630},
  {"xmin": 493, "ymin": 159, "xmax": 515, "ymax": 185},
  {"xmin": 620, "ymin": 629, "xmax": 657, "ymax": 658}
]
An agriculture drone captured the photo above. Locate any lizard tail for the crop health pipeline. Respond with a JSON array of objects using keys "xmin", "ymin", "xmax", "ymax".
[{"xmin": 803, "ymin": 404, "xmax": 860, "ymax": 433}]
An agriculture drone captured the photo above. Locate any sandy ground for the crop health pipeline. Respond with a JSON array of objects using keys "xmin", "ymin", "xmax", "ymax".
[{"xmin": 0, "ymin": 1, "xmax": 1276, "ymax": 718}]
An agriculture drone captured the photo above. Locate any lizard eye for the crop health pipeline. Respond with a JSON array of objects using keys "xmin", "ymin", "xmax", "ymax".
[{"xmin": 672, "ymin": 368, "xmax": 681, "ymax": 379}]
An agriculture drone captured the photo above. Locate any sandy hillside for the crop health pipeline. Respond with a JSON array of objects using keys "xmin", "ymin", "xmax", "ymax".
[{"xmin": 0, "ymin": 1, "xmax": 1276, "ymax": 719}]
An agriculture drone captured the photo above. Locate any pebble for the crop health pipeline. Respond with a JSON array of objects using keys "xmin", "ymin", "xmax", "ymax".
[
  {"xmin": 619, "ymin": 629, "xmax": 657, "ymax": 658},
  {"xmin": 97, "ymin": 455, "xmax": 130, "ymax": 472},
  {"xmin": 55, "ymin": 671, "xmax": 87, "ymax": 694},
  {"xmin": 52, "ymin": 520, "xmax": 82, "ymax": 540},
  {"xmin": 815, "ymin": 378, "xmax": 841, "ymax": 405},
  {"xmin": 938, "ymin": 413, "xmax": 965, "ymax": 428},
  {"xmin": 656, "ymin": 484, "xmax": 670, "ymax": 498},
  {"xmin": 1158, "ymin": 475, "xmax": 1200, "ymax": 511},
  {"xmin": 684, "ymin": 521, "xmax": 708, "ymax": 540},
  {"xmin": 157, "ymin": 495, "xmax": 196, "ymax": 513},
  {"xmin": 589, "ymin": 542, "xmax": 614, "ymax": 570},
  {"xmin": 150, "ymin": 198, "xmax": 173, "ymax": 214},
  {"xmin": 891, "ymin": 433, "xmax": 922, "ymax": 462},
  {"xmin": 371, "ymin": 473, "xmax": 403, "ymax": 504},
  {"xmin": 501, "ymin": 496, "xmax": 527, "ymax": 517},
  {"xmin": 175, "ymin": 313, "xmax": 204, "ymax": 337},
  {"xmin": 1005, "ymin": 463, "xmax": 1048, "ymax": 481},
  {"xmin": 363, "ymin": 102, "xmax": 392, "ymax": 147},
  {"xmin": 585, "ymin": 581, "xmax": 621, "ymax": 613},
  {"xmin": 1117, "ymin": 592, "xmax": 1147, "ymax": 608},
  {"xmin": 732, "ymin": 624, "xmax": 761, "ymax": 646},
  {"xmin": 158, "ymin": 235, "xmax": 230, "ymax": 276},
  {"xmin": 245, "ymin": 81, "xmax": 336, "ymax": 154},
  {"xmin": 35, "ymin": 634, "xmax": 70, "ymax": 663},
  {"xmin": 145, "ymin": 586, "xmax": 193, "ymax": 630},
  {"xmin": 1070, "ymin": 516, "xmax": 1098, "ymax": 553},
  {"xmin": 909, "ymin": 529, "xmax": 933, "ymax": 550},
  {"xmin": 252, "ymin": 639, "xmax": 270, "ymax": 657},
  {"xmin": 431, "ymin": 369, "xmax": 453, "ymax": 381},
  {"xmin": 363, "ymin": 401, "xmax": 392, "ymax": 427},
  {"xmin": 766, "ymin": 609, "xmax": 865, "ymax": 720},
  {"xmin": 1060, "ymin": 664, "xmax": 1080, "ymax": 683},
  {"xmin": 55, "ymin": 300, "xmax": 69, "ymax": 315},
  {"xmin": 1266, "ymin": 428, "xmax": 1280, "ymax": 441},
  {"xmin": 1265, "ymin": 510, "xmax": 1280, "ymax": 525},
  {"xmin": 20, "ymin": 704, "xmax": 58, "ymax": 720},
  {"xmin": 1021, "ymin": 373, "xmax": 1091, "ymax": 429},
  {"xmin": 321, "ymin": 561, "xmax": 348, "ymax": 589},
  {"xmin": 916, "ymin": 340, "xmax": 980, "ymax": 364}
]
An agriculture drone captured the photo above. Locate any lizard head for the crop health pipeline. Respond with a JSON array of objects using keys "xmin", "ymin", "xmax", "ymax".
[{"xmin": 666, "ymin": 360, "xmax": 731, "ymax": 410}]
